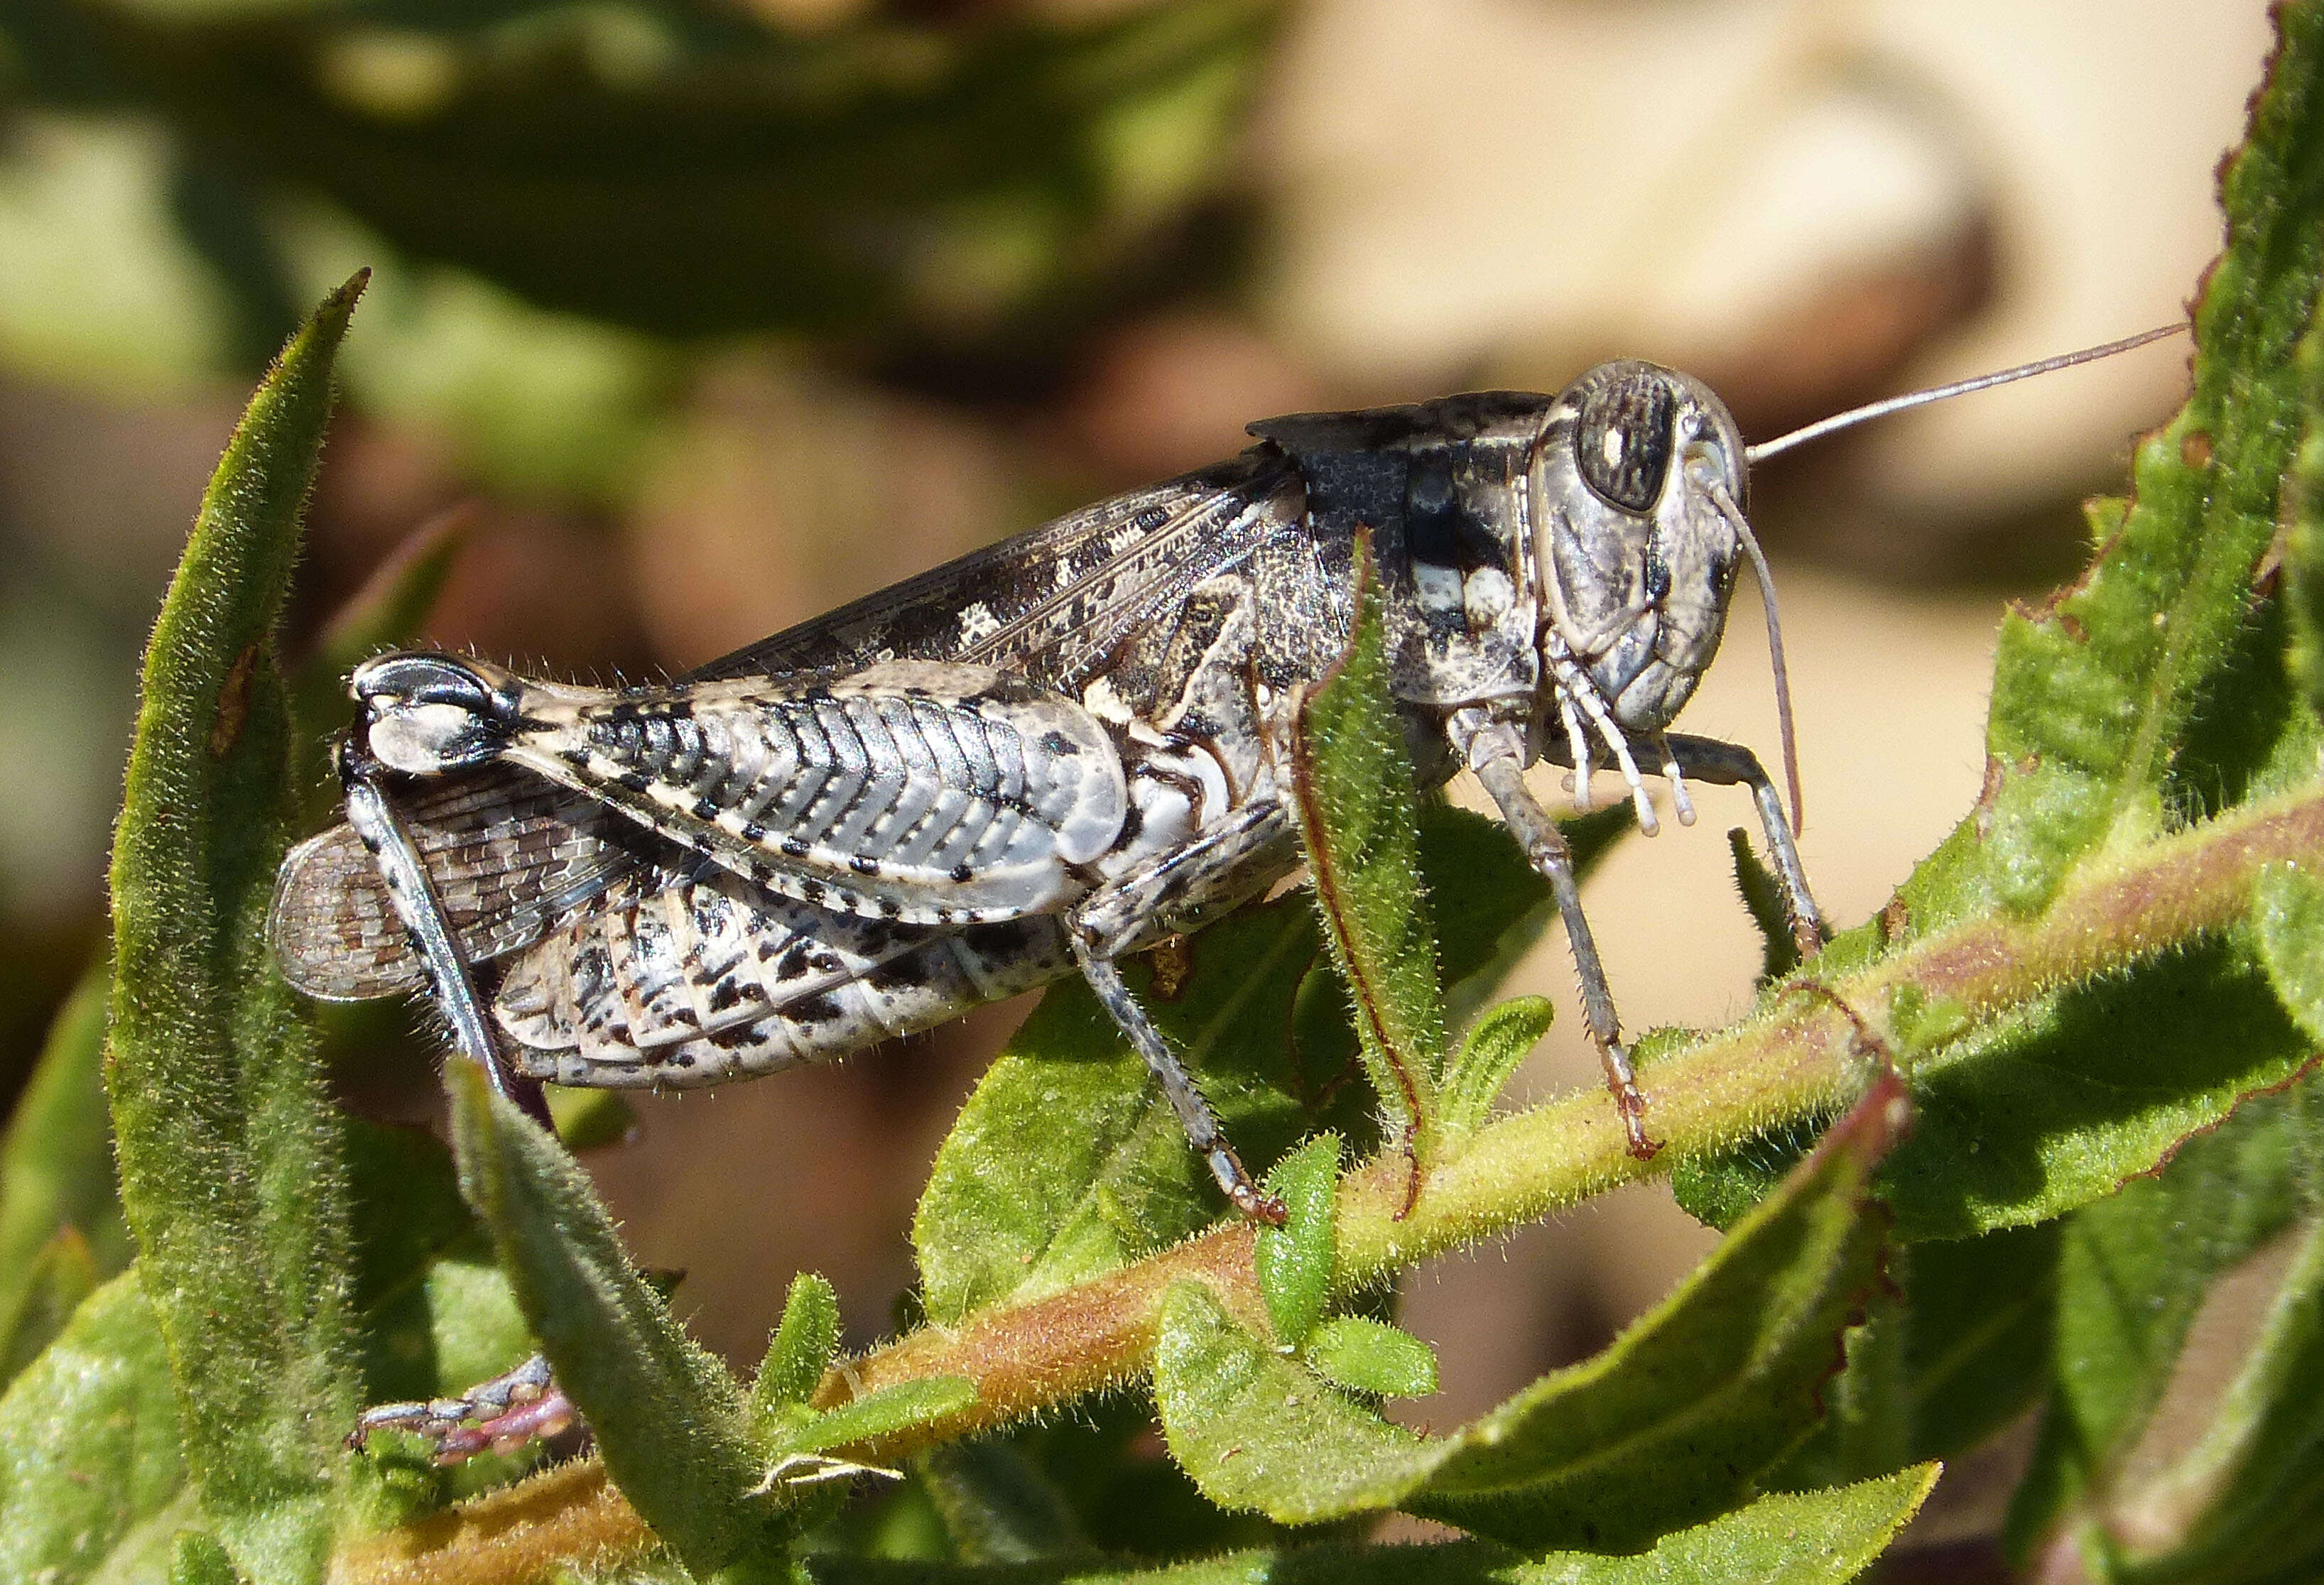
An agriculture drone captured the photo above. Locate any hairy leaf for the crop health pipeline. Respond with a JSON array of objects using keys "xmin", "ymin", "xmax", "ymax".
[
  {"xmin": 1899, "ymin": 0, "xmax": 2324, "ymax": 930},
  {"xmin": 0, "ymin": 1270, "xmax": 193, "ymax": 1585},
  {"xmin": 1156, "ymin": 1078, "xmax": 1901, "ymax": 1548},
  {"xmin": 913, "ymin": 802, "xmax": 1555, "ymax": 1326},
  {"xmin": 786, "ymin": 1378, "xmax": 979, "ymax": 1460},
  {"xmin": 1291, "ymin": 550, "xmax": 1445, "ymax": 1148},
  {"xmin": 1403, "ymin": 1076, "xmax": 1902, "ymax": 1552},
  {"xmin": 1302, "ymin": 1317, "xmax": 1437, "ymax": 1400},
  {"xmin": 914, "ymin": 893, "xmax": 1345, "ymax": 1323},
  {"xmin": 916, "ymin": 1439, "xmax": 1096, "ymax": 1565},
  {"xmin": 796, "ymin": 1465, "xmax": 1934, "ymax": 1583},
  {"xmin": 1730, "ymin": 828, "xmax": 1803, "ymax": 981},
  {"xmin": 1254, "ymin": 1133, "xmax": 1339, "ymax": 1346},
  {"xmin": 1154, "ymin": 1280, "xmax": 1433, "ymax": 1523},
  {"xmin": 1440, "ymin": 996, "xmax": 1555, "ymax": 1141},
  {"xmin": 2254, "ymin": 862, "xmax": 2324, "ymax": 1044},
  {"xmin": 447, "ymin": 1064, "xmax": 778, "ymax": 1575},
  {"xmin": 171, "ymin": 1532, "xmax": 241, "ymax": 1585},
  {"xmin": 753, "ymin": 1272, "xmax": 844, "ymax": 1427},
  {"xmin": 103, "ymin": 273, "xmax": 368, "ymax": 1584},
  {"xmin": 0, "ymin": 966, "xmax": 126, "ymax": 1383},
  {"xmin": 1432, "ymin": 802, "xmax": 1628, "ymax": 1030},
  {"xmin": 2291, "ymin": 247, "xmax": 2324, "ymax": 719},
  {"xmin": 2105, "ymin": 1207, "xmax": 2324, "ymax": 1583},
  {"xmin": 1898, "ymin": 1224, "xmax": 2061, "ymax": 1466},
  {"xmin": 342, "ymin": 1119, "xmax": 536, "ymax": 1513},
  {"xmin": 1879, "ymin": 927, "xmax": 2315, "ymax": 1238},
  {"xmin": 2005, "ymin": 1086, "xmax": 2314, "ymax": 1571}
]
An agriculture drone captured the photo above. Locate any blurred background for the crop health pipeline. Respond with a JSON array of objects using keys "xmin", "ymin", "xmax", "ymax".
[{"xmin": 0, "ymin": 0, "xmax": 2272, "ymax": 1544}]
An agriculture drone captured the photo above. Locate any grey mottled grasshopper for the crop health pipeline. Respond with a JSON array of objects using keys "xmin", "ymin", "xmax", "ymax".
[{"xmin": 272, "ymin": 329, "xmax": 2180, "ymax": 1238}]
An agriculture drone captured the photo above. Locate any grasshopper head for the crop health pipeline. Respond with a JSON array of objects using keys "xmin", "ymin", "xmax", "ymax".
[
  {"xmin": 1529, "ymin": 359, "xmax": 1754, "ymax": 736},
  {"xmin": 352, "ymin": 652, "xmax": 523, "ymax": 775}
]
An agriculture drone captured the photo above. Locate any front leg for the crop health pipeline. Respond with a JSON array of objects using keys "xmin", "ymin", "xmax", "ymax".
[
  {"xmin": 1662, "ymin": 732, "xmax": 1828, "ymax": 961},
  {"xmin": 335, "ymin": 739, "xmax": 553, "ymax": 1128},
  {"xmin": 1452, "ymin": 712, "xmax": 1657, "ymax": 1160},
  {"xmin": 1068, "ymin": 800, "xmax": 1299, "ymax": 1224}
]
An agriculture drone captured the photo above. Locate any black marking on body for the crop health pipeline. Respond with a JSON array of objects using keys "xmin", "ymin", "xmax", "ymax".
[{"xmin": 790, "ymin": 993, "xmax": 844, "ymax": 1026}]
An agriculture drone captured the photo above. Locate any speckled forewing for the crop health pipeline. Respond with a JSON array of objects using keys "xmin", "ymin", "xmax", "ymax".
[
  {"xmin": 494, "ymin": 866, "xmax": 1071, "ymax": 1087},
  {"xmin": 269, "ymin": 770, "xmax": 641, "ymax": 1001},
  {"xmin": 489, "ymin": 660, "xmax": 1129, "ymax": 927}
]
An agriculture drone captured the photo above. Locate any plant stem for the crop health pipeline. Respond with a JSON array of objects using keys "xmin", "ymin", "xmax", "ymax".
[{"xmin": 332, "ymin": 784, "xmax": 2324, "ymax": 1584}]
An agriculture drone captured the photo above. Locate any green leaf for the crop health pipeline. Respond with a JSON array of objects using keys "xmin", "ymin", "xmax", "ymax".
[
  {"xmin": 2105, "ymin": 1209, "xmax": 2324, "ymax": 1582},
  {"xmin": 1430, "ymin": 803, "xmax": 1627, "ymax": 1029},
  {"xmin": 1768, "ymin": 1217, "xmax": 2058, "ymax": 1494},
  {"xmin": 1254, "ymin": 1133, "xmax": 1339, "ymax": 1346},
  {"xmin": 797, "ymin": 1465, "xmax": 1935, "ymax": 1584},
  {"xmin": 103, "ymin": 273, "xmax": 369, "ymax": 1585},
  {"xmin": 1877, "ymin": 930, "xmax": 2317, "ymax": 1238},
  {"xmin": 913, "ymin": 893, "xmax": 1358, "ymax": 1325},
  {"xmin": 916, "ymin": 1439, "xmax": 1095, "ymax": 1564},
  {"xmin": 2254, "ymin": 862, "xmax": 2324, "ymax": 1043},
  {"xmin": 1670, "ymin": 1115, "xmax": 1823, "ymax": 1232},
  {"xmin": 3, "ymin": 1228, "xmax": 101, "ymax": 1385},
  {"xmin": 753, "ymin": 1272, "xmax": 843, "ymax": 1427},
  {"xmin": 1730, "ymin": 828, "xmax": 1803, "ymax": 981},
  {"xmin": 786, "ymin": 1378, "xmax": 979, "ymax": 1459},
  {"xmin": 1290, "ymin": 548, "xmax": 1445, "ymax": 1149},
  {"xmin": 1899, "ymin": 0, "xmax": 2324, "ymax": 930},
  {"xmin": 913, "ymin": 799, "xmax": 1580, "ymax": 1328},
  {"xmin": 1765, "ymin": 1278, "xmax": 1907, "ymax": 1496},
  {"xmin": 2290, "ymin": 247, "xmax": 2324, "ymax": 721},
  {"xmin": 1156, "ymin": 1078, "xmax": 1901, "ymax": 1547},
  {"xmin": 2005, "ymin": 1084, "xmax": 2313, "ymax": 1571},
  {"xmin": 0, "ymin": 965, "xmax": 127, "ymax": 1383},
  {"xmin": 0, "ymin": 1269, "xmax": 194, "ymax": 1585},
  {"xmin": 1440, "ymin": 996, "xmax": 1555, "ymax": 1141},
  {"xmin": 1896, "ymin": 1224, "xmax": 2061, "ymax": 1466},
  {"xmin": 97, "ymin": 2, "xmax": 1276, "ymax": 342},
  {"xmin": 543, "ymin": 1085, "xmax": 638, "ymax": 1153},
  {"xmin": 1302, "ymin": 1317, "xmax": 1437, "ymax": 1399},
  {"xmin": 1154, "ymin": 1280, "xmax": 1435, "ymax": 1523},
  {"xmin": 342, "ymin": 1119, "xmax": 536, "ymax": 1513},
  {"xmin": 171, "ymin": 1530, "xmax": 241, "ymax": 1585},
  {"xmin": 1402, "ymin": 1076, "xmax": 1904, "ymax": 1552},
  {"xmin": 979, "ymin": 1388, "xmax": 1310, "ymax": 1562},
  {"xmin": 445, "ymin": 1063, "xmax": 778, "ymax": 1575}
]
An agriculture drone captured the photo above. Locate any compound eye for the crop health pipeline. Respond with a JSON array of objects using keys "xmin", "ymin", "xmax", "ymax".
[{"xmin": 1574, "ymin": 371, "xmax": 1676, "ymax": 513}]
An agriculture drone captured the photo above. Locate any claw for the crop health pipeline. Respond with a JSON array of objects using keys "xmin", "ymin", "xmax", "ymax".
[{"xmin": 349, "ymin": 1353, "xmax": 576, "ymax": 1465}]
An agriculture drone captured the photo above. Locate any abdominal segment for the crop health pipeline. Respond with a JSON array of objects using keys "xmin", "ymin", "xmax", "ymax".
[{"xmin": 495, "ymin": 866, "xmax": 1073, "ymax": 1088}]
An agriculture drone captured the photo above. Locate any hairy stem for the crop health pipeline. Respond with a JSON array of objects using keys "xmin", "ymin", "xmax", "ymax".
[{"xmin": 332, "ymin": 785, "xmax": 2324, "ymax": 1584}]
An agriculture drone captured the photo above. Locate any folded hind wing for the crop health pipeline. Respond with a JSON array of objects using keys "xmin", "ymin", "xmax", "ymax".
[{"xmin": 269, "ymin": 769, "xmax": 643, "ymax": 1001}]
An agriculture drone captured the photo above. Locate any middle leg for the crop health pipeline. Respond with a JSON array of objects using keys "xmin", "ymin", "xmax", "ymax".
[{"xmin": 1067, "ymin": 800, "xmax": 1299, "ymax": 1223}]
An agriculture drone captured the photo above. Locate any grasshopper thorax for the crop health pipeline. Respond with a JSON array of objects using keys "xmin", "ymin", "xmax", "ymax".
[{"xmin": 1532, "ymin": 360, "xmax": 1752, "ymax": 739}]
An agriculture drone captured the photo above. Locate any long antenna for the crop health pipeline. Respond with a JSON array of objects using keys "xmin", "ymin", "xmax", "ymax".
[
  {"xmin": 1705, "ymin": 477, "xmax": 1803, "ymax": 834},
  {"xmin": 1744, "ymin": 323, "xmax": 2187, "ymax": 466}
]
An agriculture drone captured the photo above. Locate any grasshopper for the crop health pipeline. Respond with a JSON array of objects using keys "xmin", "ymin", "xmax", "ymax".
[{"xmin": 273, "ymin": 327, "xmax": 2176, "ymax": 1454}]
